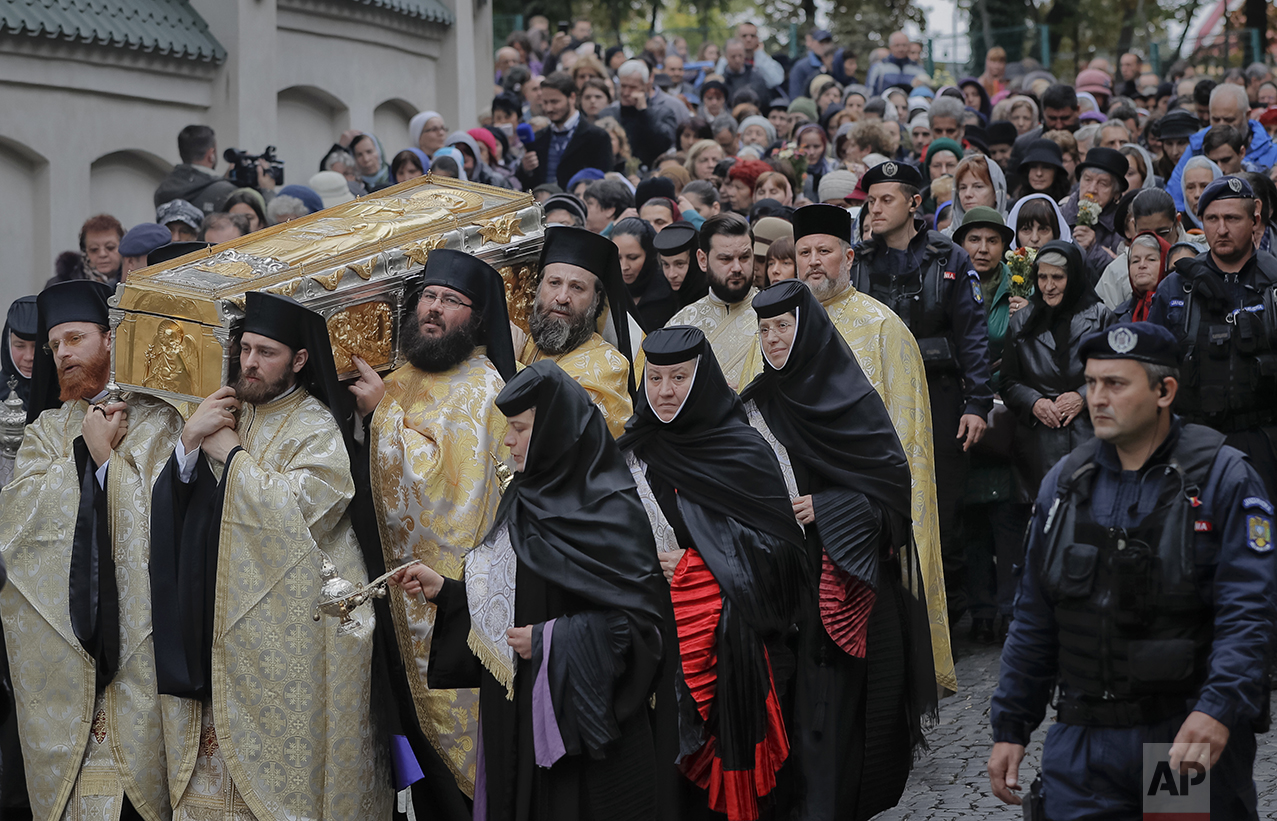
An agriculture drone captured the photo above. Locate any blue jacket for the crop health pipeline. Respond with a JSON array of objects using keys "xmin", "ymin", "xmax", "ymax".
[
  {"xmin": 990, "ymin": 419, "xmax": 1277, "ymax": 745},
  {"xmin": 788, "ymin": 51, "xmax": 826, "ymax": 102},
  {"xmin": 1167, "ymin": 120, "xmax": 1277, "ymax": 211}
]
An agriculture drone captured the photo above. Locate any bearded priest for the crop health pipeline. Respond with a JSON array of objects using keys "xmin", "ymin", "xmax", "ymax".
[
  {"xmin": 0, "ymin": 280, "xmax": 183, "ymax": 821},
  {"xmin": 150, "ymin": 293, "xmax": 386, "ymax": 820},
  {"xmin": 348, "ymin": 250, "xmax": 517, "ymax": 817}
]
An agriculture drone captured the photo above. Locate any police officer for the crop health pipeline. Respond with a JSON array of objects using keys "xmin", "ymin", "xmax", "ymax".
[
  {"xmin": 987, "ymin": 322, "xmax": 1275, "ymax": 820},
  {"xmin": 1147, "ymin": 175, "xmax": 1277, "ymax": 502},
  {"xmin": 849, "ymin": 159, "xmax": 994, "ymax": 621}
]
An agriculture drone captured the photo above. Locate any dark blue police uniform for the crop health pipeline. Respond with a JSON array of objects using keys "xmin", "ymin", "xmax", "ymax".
[
  {"xmin": 844, "ymin": 162, "xmax": 994, "ymax": 619},
  {"xmin": 990, "ymin": 323, "xmax": 1276, "ymax": 820}
]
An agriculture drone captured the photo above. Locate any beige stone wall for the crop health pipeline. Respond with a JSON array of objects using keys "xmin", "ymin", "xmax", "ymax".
[{"xmin": 0, "ymin": 0, "xmax": 493, "ymax": 310}]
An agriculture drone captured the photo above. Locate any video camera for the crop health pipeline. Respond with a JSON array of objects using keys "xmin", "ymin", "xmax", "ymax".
[{"xmin": 223, "ymin": 146, "xmax": 284, "ymax": 191}]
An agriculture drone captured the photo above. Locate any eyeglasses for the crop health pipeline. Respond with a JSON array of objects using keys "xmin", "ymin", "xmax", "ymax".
[
  {"xmin": 419, "ymin": 290, "xmax": 473, "ymax": 311},
  {"xmin": 44, "ymin": 330, "xmax": 103, "ymax": 355}
]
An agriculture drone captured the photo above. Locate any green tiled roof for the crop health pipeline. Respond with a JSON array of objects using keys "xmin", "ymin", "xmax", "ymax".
[
  {"xmin": 352, "ymin": 0, "xmax": 453, "ymax": 26},
  {"xmin": 0, "ymin": 0, "xmax": 226, "ymax": 62}
]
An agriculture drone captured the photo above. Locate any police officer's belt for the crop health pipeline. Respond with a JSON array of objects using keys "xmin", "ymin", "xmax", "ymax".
[{"xmin": 1056, "ymin": 695, "xmax": 1196, "ymax": 728}]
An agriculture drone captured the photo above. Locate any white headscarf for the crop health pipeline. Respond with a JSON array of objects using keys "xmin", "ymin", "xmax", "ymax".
[
  {"xmin": 408, "ymin": 110, "xmax": 444, "ymax": 148},
  {"xmin": 1007, "ymin": 193, "xmax": 1073, "ymax": 248},
  {"xmin": 1180, "ymin": 155, "xmax": 1222, "ymax": 229}
]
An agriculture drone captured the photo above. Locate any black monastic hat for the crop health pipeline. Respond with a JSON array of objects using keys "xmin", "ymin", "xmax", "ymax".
[
  {"xmin": 792, "ymin": 203, "xmax": 852, "ymax": 243},
  {"xmin": 419, "ymin": 248, "xmax": 517, "ymax": 380}
]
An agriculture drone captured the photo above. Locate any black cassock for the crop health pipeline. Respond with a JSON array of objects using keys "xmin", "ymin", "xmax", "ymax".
[
  {"xmin": 741, "ymin": 281, "xmax": 938, "ymax": 821},
  {"xmin": 429, "ymin": 361, "xmax": 673, "ymax": 821}
]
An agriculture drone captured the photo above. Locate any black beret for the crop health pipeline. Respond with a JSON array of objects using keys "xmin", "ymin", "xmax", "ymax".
[
  {"xmin": 1197, "ymin": 175, "xmax": 1256, "ymax": 217},
  {"xmin": 860, "ymin": 159, "xmax": 924, "ymax": 190},
  {"xmin": 1079, "ymin": 322, "xmax": 1180, "ymax": 368}
]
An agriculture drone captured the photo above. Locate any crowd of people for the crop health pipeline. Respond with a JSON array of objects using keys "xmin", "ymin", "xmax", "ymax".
[{"xmin": 1, "ymin": 16, "xmax": 1276, "ymax": 821}]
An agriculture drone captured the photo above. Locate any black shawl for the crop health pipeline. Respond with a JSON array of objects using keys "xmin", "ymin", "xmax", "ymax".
[
  {"xmin": 612, "ymin": 218, "xmax": 679, "ymax": 332},
  {"xmin": 0, "ymin": 296, "xmax": 36, "ymax": 408},
  {"xmin": 618, "ymin": 326, "xmax": 808, "ymax": 772},
  {"xmin": 740, "ymin": 280, "xmax": 912, "ymax": 522},
  {"xmin": 494, "ymin": 360, "xmax": 669, "ymax": 749}
]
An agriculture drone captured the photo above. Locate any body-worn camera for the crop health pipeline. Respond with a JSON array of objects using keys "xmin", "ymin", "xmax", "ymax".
[{"xmin": 224, "ymin": 146, "xmax": 284, "ymax": 190}]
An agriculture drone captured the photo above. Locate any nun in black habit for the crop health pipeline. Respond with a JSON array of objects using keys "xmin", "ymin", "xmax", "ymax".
[
  {"xmin": 396, "ymin": 360, "xmax": 672, "ymax": 821},
  {"xmin": 739, "ymin": 280, "xmax": 937, "ymax": 821},
  {"xmin": 618, "ymin": 327, "xmax": 808, "ymax": 821},
  {"xmin": 0, "ymin": 295, "xmax": 37, "ymax": 409}
]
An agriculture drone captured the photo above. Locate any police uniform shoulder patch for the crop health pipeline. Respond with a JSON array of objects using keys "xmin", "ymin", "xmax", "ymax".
[
  {"xmin": 1247, "ymin": 515, "xmax": 1272, "ymax": 553},
  {"xmin": 971, "ymin": 278, "xmax": 984, "ymax": 304},
  {"xmin": 1243, "ymin": 496, "xmax": 1274, "ymax": 515}
]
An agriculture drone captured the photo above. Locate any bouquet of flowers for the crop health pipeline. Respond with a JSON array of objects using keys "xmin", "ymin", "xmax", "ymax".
[
  {"xmin": 1004, "ymin": 246, "xmax": 1036, "ymax": 297},
  {"xmin": 1075, "ymin": 192, "xmax": 1102, "ymax": 227},
  {"xmin": 775, "ymin": 142, "xmax": 809, "ymax": 183}
]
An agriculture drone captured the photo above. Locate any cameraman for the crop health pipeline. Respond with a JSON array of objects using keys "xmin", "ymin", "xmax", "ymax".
[{"xmin": 154, "ymin": 125, "xmax": 239, "ymax": 214}]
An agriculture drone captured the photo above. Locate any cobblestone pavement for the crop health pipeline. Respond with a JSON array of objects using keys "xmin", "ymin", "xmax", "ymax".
[{"xmin": 875, "ymin": 615, "xmax": 1277, "ymax": 820}]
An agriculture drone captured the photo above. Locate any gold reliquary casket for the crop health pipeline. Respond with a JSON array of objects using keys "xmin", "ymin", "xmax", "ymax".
[{"xmin": 110, "ymin": 175, "xmax": 546, "ymax": 406}]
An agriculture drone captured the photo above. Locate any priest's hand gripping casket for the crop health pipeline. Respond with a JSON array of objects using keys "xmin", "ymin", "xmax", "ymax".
[{"xmin": 110, "ymin": 174, "xmax": 545, "ymax": 405}]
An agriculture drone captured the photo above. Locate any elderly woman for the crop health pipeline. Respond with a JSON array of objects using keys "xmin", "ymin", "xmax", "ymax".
[
  {"xmin": 1115, "ymin": 230, "xmax": 1171, "ymax": 322},
  {"xmin": 739, "ymin": 115, "xmax": 777, "ymax": 149},
  {"xmin": 408, "ymin": 110, "xmax": 448, "ymax": 156},
  {"xmin": 944, "ymin": 154, "xmax": 1008, "ymax": 237},
  {"xmin": 925, "ymin": 138, "xmax": 963, "ymax": 182},
  {"xmin": 1001, "ymin": 240, "xmax": 1115, "ymax": 496},
  {"xmin": 685, "ymin": 139, "xmax": 725, "ymax": 182},
  {"xmin": 1060, "ymin": 147, "xmax": 1130, "ymax": 279},
  {"xmin": 1180, "ymin": 156, "xmax": 1222, "ymax": 233}
]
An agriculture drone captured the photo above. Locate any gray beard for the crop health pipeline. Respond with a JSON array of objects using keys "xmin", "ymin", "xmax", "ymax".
[
  {"xmin": 805, "ymin": 270, "xmax": 848, "ymax": 302},
  {"xmin": 528, "ymin": 302, "xmax": 597, "ymax": 356}
]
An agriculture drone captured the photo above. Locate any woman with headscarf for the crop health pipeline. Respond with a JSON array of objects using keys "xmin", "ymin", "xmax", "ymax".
[
  {"xmin": 430, "ymin": 147, "xmax": 469, "ymax": 181},
  {"xmin": 0, "ymin": 295, "xmax": 37, "ymax": 412},
  {"xmin": 611, "ymin": 218, "xmax": 679, "ymax": 332},
  {"xmin": 350, "ymin": 132, "xmax": 392, "ymax": 192},
  {"xmin": 395, "ymin": 361, "xmax": 669, "ymax": 821},
  {"xmin": 618, "ymin": 327, "xmax": 807, "ymax": 821},
  {"xmin": 958, "ymin": 77, "xmax": 993, "ymax": 121},
  {"xmin": 1116, "ymin": 230, "xmax": 1172, "ymax": 322},
  {"xmin": 1119, "ymin": 143, "xmax": 1158, "ymax": 190},
  {"xmin": 1179, "ymin": 155, "xmax": 1222, "ymax": 234},
  {"xmin": 795, "ymin": 123, "xmax": 833, "ymax": 201},
  {"xmin": 1007, "ymin": 193, "xmax": 1072, "ymax": 250},
  {"xmin": 653, "ymin": 223, "xmax": 708, "ymax": 309},
  {"xmin": 943, "ymin": 154, "xmax": 1008, "ymax": 238},
  {"xmin": 390, "ymin": 148, "xmax": 431, "ymax": 184},
  {"xmin": 446, "ymin": 131, "xmax": 514, "ymax": 189},
  {"xmin": 739, "ymin": 280, "xmax": 937, "ymax": 821},
  {"xmin": 409, "ymin": 110, "xmax": 449, "ymax": 156},
  {"xmin": 1001, "ymin": 240, "xmax": 1115, "ymax": 495},
  {"xmin": 738, "ymin": 116, "xmax": 777, "ymax": 150}
]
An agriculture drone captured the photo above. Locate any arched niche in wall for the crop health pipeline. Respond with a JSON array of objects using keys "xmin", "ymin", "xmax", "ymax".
[
  {"xmin": 90, "ymin": 150, "xmax": 173, "ymax": 233},
  {"xmin": 0, "ymin": 136, "xmax": 49, "ymax": 306},
  {"xmin": 373, "ymin": 98, "xmax": 418, "ymax": 161},
  {"xmin": 277, "ymin": 86, "xmax": 349, "ymax": 186}
]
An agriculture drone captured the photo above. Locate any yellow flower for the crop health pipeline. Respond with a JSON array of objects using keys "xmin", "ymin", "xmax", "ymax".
[{"xmin": 1011, "ymin": 274, "xmax": 1025, "ymax": 284}]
